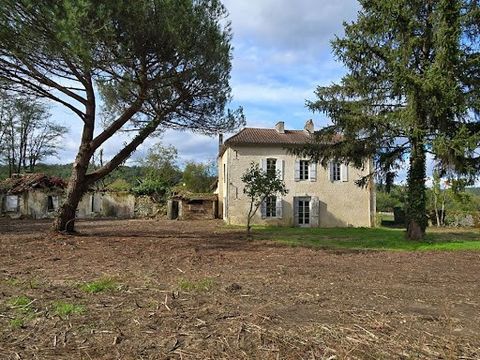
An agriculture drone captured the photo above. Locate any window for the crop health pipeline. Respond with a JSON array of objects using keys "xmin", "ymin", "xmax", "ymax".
[
  {"xmin": 5, "ymin": 195, "xmax": 19, "ymax": 212},
  {"xmin": 223, "ymin": 164, "xmax": 226, "ymax": 183},
  {"xmin": 265, "ymin": 195, "xmax": 277, "ymax": 218},
  {"xmin": 266, "ymin": 158, "xmax": 277, "ymax": 177},
  {"xmin": 332, "ymin": 162, "xmax": 341, "ymax": 181},
  {"xmin": 47, "ymin": 196, "xmax": 55, "ymax": 211},
  {"xmin": 299, "ymin": 160, "xmax": 309, "ymax": 180}
]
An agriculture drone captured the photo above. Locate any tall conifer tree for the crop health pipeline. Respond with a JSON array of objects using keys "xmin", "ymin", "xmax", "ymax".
[{"xmin": 294, "ymin": 0, "xmax": 480, "ymax": 240}]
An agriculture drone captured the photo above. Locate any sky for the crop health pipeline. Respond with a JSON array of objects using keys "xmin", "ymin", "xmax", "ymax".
[{"xmin": 52, "ymin": 0, "xmax": 361, "ymax": 168}]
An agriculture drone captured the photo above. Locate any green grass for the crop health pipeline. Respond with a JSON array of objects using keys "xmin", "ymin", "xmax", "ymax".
[
  {"xmin": 178, "ymin": 278, "xmax": 215, "ymax": 292},
  {"xmin": 9, "ymin": 317, "xmax": 25, "ymax": 329},
  {"xmin": 7, "ymin": 295, "xmax": 38, "ymax": 329},
  {"xmin": 4, "ymin": 277, "xmax": 20, "ymax": 287},
  {"xmin": 80, "ymin": 278, "xmax": 120, "ymax": 294},
  {"xmin": 52, "ymin": 301, "xmax": 85, "ymax": 317},
  {"xmin": 253, "ymin": 226, "xmax": 480, "ymax": 251},
  {"xmin": 8, "ymin": 296, "xmax": 34, "ymax": 312}
]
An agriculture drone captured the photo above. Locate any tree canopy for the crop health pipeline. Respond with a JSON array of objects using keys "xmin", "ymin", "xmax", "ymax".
[
  {"xmin": 293, "ymin": 0, "xmax": 480, "ymax": 240},
  {"xmin": 0, "ymin": 93, "xmax": 67, "ymax": 176},
  {"xmin": 0, "ymin": 0, "xmax": 244, "ymax": 231}
]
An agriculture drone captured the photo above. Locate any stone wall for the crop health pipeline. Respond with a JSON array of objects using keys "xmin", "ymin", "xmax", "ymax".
[
  {"xmin": 134, "ymin": 196, "xmax": 166, "ymax": 218},
  {"xmin": 77, "ymin": 192, "xmax": 135, "ymax": 219}
]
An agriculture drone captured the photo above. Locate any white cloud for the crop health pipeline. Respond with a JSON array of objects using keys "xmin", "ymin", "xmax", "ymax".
[{"xmin": 224, "ymin": 0, "xmax": 359, "ymax": 51}]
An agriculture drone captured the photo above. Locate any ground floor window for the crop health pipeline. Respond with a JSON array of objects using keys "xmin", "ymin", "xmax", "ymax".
[
  {"xmin": 265, "ymin": 195, "xmax": 277, "ymax": 218},
  {"xmin": 5, "ymin": 195, "xmax": 19, "ymax": 212},
  {"xmin": 47, "ymin": 195, "xmax": 59, "ymax": 212}
]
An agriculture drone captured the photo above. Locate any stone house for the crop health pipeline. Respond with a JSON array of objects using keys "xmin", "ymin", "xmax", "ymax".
[
  {"xmin": 0, "ymin": 174, "xmax": 66, "ymax": 219},
  {"xmin": 217, "ymin": 120, "xmax": 376, "ymax": 227},
  {"xmin": 0, "ymin": 174, "xmax": 135, "ymax": 219}
]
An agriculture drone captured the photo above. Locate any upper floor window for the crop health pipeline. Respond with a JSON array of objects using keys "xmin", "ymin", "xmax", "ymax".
[
  {"xmin": 266, "ymin": 158, "xmax": 277, "ymax": 177},
  {"xmin": 332, "ymin": 162, "xmax": 341, "ymax": 181},
  {"xmin": 299, "ymin": 160, "xmax": 309, "ymax": 180}
]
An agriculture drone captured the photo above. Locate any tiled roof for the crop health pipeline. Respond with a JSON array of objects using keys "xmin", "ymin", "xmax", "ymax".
[
  {"xmin": 225, "ymin": 128, "xmax": 313, "ymax": 146},
  {"xmin": 0, "ymin": 173, "xmax": 66, "ymax": 194},
  {"xmin": 171, "ymin": 190, "xmax": 218, "ymax": 201}
]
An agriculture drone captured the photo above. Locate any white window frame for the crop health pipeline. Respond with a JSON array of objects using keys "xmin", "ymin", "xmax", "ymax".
[
  {"xmin": 266, "ymin": 158, "xmax": 277, "ymax": 177},
  {"xmin": 332, "ymin": 162, "xmax": 341, "ymax": 182},
  {"xmin": 299, "ymin": 160, "xmax": 309, "ymax": 181},
  {"xmin": 265, "ymin": 195, "xmax": 277, "ymax": 218}
]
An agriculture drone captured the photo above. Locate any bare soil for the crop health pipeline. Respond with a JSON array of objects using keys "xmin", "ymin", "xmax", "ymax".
[{"xmin": 0, "ymin": 218, "xmax": 479, "ymax": 359}]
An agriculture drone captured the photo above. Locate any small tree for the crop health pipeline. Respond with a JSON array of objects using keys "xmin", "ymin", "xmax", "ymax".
[
  {"xmin": 133, "ymin": 142, "xmax": 182, "ymax": 201},
  {"xmin": 182, "ymin": 160, "xmax": 216, "ymax": 193},
  {"xmin": 241, "ymin": 162, "xmax": 288, "ymax": 238}
]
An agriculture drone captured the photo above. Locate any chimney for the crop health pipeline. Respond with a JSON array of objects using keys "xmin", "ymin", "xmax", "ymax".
[
  {"xmin": 304, "ymin": 119, "xmax": 314, "ymax": 134},
  {"xmin": 218, "ymin": 133, "xmax": 224, "ymax": 154},
  {"xmin": 275, "ymin": 121, "xmax": 285, "ymax": 134}
]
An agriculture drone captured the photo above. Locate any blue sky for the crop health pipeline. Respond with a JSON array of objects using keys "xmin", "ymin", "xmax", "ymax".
[{"xmin": 53, "ymin": 0, "xmax": 361, "ymax": 167}]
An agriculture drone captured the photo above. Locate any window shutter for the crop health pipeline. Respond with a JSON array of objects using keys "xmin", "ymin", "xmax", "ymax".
[
  {"xmin": 309, "ymin": 162, "xmax": 317, "ymax": 182},
  {"xmin": 276, "ymin": 160, "xmax": 284, "ymax": 180},
  {"xmin": 260, "ymin": 199, "xmax": 266, "ymax": 219},
  {"xmin": 276, "ymin": 197, "xmax": 283, "ymax": 219},
  {"xmin": 52, "ymin": 196, "xmax": 59, "ymax": 210},
  {"xmin": 6, "ymin": 195, "xmax": 19, "ymax": 212},
  {"xmin": 294, "ymin": 160, "xmax": 300, "ymax": 182},
  {"xmin": 329, "ymin": 162, "xmax": 334, "ymax": 182},
  {"xmin": 341, "ymin": 164, "xmax": 349, "ymax": 182},
  {"xmin": 260, "ymin": 159, "xmax": 267, "ymax": 172},
  {"xmin": 310, "ymin": 196, "xmax": 320, "ymax": 226}
]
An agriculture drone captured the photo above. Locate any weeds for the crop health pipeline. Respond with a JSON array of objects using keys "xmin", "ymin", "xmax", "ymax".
[
  {"xmin": 178, "ymin": 278, "xmax": 214, "ymax": 292},
  {"xmin": 7, "ymin": 295, "xmax": 38, "ymax": 329},
  {"xmin": 80, "ymin": 278, "xmax": 120, "ymax": 294},
  {"xmin": 8, "ymin": 295, "xmax": 34, "ymax": 313},
  {"xmin": 4, "ymin": 277, "xmax": 20, "ymax": 287},
  {"xmin": 52, "ymin": 301, "xmax": 85, "ymax": 317},
  {"xmin": 9, "ymin": 317, "xmax": 24, "ymax": 329}
]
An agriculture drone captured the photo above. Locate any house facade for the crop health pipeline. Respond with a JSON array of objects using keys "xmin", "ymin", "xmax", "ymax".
[
  {"xmin": 0, "ymin": 174, "xmax": 135, "ymax": 219},
  {"xmin": 218, "ymin": 121, "xmax": 376, "ymax": 227}
]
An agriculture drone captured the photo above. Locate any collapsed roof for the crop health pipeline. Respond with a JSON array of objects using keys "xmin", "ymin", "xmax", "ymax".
[{"xmin": 0, "ymin": 174, "xmax": 66, "ymax": 194}]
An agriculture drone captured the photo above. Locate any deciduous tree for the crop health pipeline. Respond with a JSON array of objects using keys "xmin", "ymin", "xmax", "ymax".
[
  {"xmin": 0, "ymin": 94, "xmax": 67, "ymax": 176},
  {"xmin": 182, "ymin": 160, "xmax": 216, "ymax": 193}
]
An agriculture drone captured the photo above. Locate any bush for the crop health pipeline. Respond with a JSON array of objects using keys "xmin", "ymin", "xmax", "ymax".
[
  {"xmin": 106, "ymin": 178, "xmax": 131, "ymax": 192},
  {"xmin": 444, "ymin": 211, "xmax": 480, "ymax": 228}
]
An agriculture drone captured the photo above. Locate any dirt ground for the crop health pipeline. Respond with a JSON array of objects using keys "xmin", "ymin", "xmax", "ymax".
[{"xmin": 0, "ymin": 218, "xmax": 479, "ymax": 359}]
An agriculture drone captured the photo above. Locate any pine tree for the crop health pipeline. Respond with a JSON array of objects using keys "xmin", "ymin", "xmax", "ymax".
[
  {"xmin": 0, "ymin": 0, "xmax": 244, "ymax": 232},
  {"xmin": 294, "ymin": 0, "xmax": 480, "ymax": 240}
]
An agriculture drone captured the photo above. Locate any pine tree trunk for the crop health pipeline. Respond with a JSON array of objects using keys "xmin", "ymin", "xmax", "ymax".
[
  {"xmin": 53, "ymin": 159, "xmax": 89, "ymax": 233},
  {"xmin": 406, "ymin": 138, "xmax": 427, "ymax": 240},
  {"xmin": 53, "ymin": 121, "xmax": 93, "ymax": 233}
]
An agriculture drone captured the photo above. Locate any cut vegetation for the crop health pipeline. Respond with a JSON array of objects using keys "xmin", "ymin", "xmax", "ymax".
[{"xmin": 0, "ymin": 218, "xmax": 479, "ymax": 359}]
